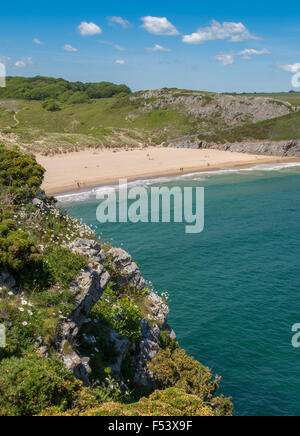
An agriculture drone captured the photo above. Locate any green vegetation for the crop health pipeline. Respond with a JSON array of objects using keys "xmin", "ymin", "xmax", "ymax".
[
  {"xmin": 91, "ymin": 285, "xmax": 142, "ymax": 343},
  {"xmin": 227, "ymin": 91, "xmax": 300, "ymax": 107},
  {"xmin": 42, "ymin": 387, "xmax": 228, "ymax": 416},
  {"xmin": 46, "ymin": 247, "xmax": 88, "ymax": 288},
  {"xmin": 0, "ymin": 143, "xmax": 45, "ymax": 200},
  {"xmin": 200, "ymin": 110, "xmax": 300, "ymax": 143},
  {"xmin": 0, "ymin": 78, "xmax": 297, "ymax": 155},
  {"xmin": 0, "ymin": 76, "xmax": 131, "ymax": 103},
  {"xmin": 0, "ymin": 355, "xmax": 82, "ymax": 416}
]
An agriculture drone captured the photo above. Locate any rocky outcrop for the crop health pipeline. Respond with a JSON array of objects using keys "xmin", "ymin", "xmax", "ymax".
[
  {"xmin": 107, "ymin": 246, "xmax": 174, "ymax": 387},
  {"xmin": 69, "ymin": 238, "xmax": 106, "ymax": 264},
  {"xmin": 53, "ymin": 239, "xmax": 175, "ymax": 389},
  {"xmin": 208, "ymin": 139, "xmax": 300, "ymax": 157},
  {"xmin": 133, "ymin": 291, "xmax": 174, "ymax": 387},
  {"xmin": 107, "ymin": 247, "xmax": 148, "ymax": 290},
  {"xmin": 168, "ymin": 136, "xmax": 208, "ymax": 149},
  {"xmin": 108, "ymin": 329, "xmax": 130, "ymax": 375},
  {"xmin": 131, "ymin": 89, "xmax": 293, "ymax": 126},
  {"xmin": 57, "ymin": 239, "xmax": 110, "ymax": 386}
]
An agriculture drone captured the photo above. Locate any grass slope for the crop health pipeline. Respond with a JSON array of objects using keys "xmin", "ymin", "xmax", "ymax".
[{"xmin": 0, "ymin": 89, "xmax": 299, "ymax": 154}]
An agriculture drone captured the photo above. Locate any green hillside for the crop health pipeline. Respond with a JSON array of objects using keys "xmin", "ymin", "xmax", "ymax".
[{"xmin": 0, "ymin": 78, "xmax": 299, "ymax": 154}]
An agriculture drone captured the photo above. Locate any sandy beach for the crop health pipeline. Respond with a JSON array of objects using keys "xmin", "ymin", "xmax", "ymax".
[{"xmin": 36, "ymin": 147, "xmax": 299, "ymax": 195}]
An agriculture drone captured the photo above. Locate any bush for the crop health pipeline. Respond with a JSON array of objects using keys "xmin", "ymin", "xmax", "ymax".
[
  {"xmin": 41, "ymin": 388, "xmax": 220, "ymax": 416},
  {"xmin": 66, "ymin": 91, "xmax": 89, "ymax": 104},
  {"xmin": 0, "ymin": 355, "xmax": 82, "ymax": 416},
  {"xmin": 42, "ymin": 100, "xmax": 61, "ymax": 111},
  {"xmin": 45, "ymin": 247, "xmax": 88, "ymax": 288},
  {"xmin": 0, "ymin": 219, "xmax": 37, "ymax": 271},
  {"xmin": 91, "ymin": 286, "xmax": 142, "ymax": 343},
  {"xmin": 148, "ymin": 348, "xmax": 233, "ymax": 416},
  {"xmin": 0, "ymin": 144, "xmax": 45, "ymax": 201}
]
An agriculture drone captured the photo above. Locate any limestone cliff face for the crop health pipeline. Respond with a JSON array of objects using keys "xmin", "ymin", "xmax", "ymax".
[
  {"xmin": 207, "ymin": 140, "xmax": 300, "ymax": 157},
  {"xmin": 54, "ymin": 239, "xmax": 175, "ymax": 388},
  {"xmin": 168, "ymin": 138, "xmax": 300, "ymax": 157},
  {"xmin": 132, "ymin": 89, "xmax": 293, "ymax": 126}
]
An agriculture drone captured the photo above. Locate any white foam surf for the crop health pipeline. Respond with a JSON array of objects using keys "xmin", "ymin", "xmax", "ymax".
[{"xmin": 56, "ymin": 161, "xmax": 300, "ymax": 204}]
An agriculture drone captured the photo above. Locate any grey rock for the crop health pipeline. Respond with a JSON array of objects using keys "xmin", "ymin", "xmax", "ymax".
[
  {"xmin": 108, "ymin": 247, "xmax": 148, "ymax": 290},
  {"xmin": 69, "ymin": 238, "xmax": 106, "ymax": 263},
  {"xmin": 131, "ymin": 89, "xmax": 293, "ymax": 126},
  {"xmin": 0, "ymin": 271, "xmax": 16, "ymax": 290},
  {"xmin": 32, "ymin": 198, "xmax": 49, "ymax": 212},
  {"xmin": 58, "ymin": 257, "xmax": 110, "ymax": 385},
  {"xmin": 108, "ymin": 329, "xmax": 130, "ymax": 375},
  {"xmin": 133, "ymin": 291, "xmax": 171, "ymax": 388},
  {"xmin": 208, "ymin": 140, "xmax": 300, "ymax": 157},
  {"xmin": 169, "ymin": 329, "xmax": 177, "ymax": 341}
]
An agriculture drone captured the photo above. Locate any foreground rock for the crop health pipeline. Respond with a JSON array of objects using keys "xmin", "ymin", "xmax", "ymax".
[
  {"xmin": 54, "ymin": 239, "xmax": 175, "ymax": 388},
  {"xmin": 57, "ymin": 239, "xmax": 110, "ymax": 385}
]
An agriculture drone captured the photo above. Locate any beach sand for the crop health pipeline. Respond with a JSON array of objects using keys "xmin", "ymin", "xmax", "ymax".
[{"xmin": 36, "ymin": 147, "xmax": 299, "ymax": 195}]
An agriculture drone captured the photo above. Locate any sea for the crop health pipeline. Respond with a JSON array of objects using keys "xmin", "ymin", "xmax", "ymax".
[{"xmin": 59, "ymin": 162, "xmax": 300, "ymax": 416}]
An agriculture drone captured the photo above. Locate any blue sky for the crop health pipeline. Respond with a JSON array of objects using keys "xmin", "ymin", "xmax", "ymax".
[{"xmin": 1, "ymin": 0, "xmax": 300, "ymax": 92}]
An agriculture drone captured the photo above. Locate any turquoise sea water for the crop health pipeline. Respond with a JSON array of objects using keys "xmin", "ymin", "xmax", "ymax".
[{"xmin": 62, "ymin": 164, "xmax": 300, "ymax": 416}]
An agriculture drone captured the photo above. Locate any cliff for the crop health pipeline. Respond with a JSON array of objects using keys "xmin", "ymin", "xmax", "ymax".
[
  {"xmin": 0, "ymin": 144, "xmax": 233, "ymax": 416},
  {"xmin": 168, "ymin": 138, "xmax": 300, "ymax": 157}
]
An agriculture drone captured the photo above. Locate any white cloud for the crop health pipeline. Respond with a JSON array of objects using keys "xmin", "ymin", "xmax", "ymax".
[
  {"xmin": 278, "ymin": 63, "xmax": 300, "ymax": 88},
  {"xmin": 14, "ymin": 57, "xmax": 33, "ymax": 68},
  {"xmin": 114, "ymin": 59, "xmax": 126, "ymax": 65},
  {"xmin": 278, "ymin": 63, "xmax": 300, "ymax": 73},
  {"xmin": 141, "ymin": 16, "xmax": 179, "ymax": 36},
  {"xmin": 238, "ymin": 48, "xmax": 269, "ymax": 59},
  {"xmin": 214, "ymin": 48, "xmax": 270, "ymax": 66},
  {"xmin": 214, "ymin": 53, "xmax": 234, "ymax": 66},
  {"xmin": 63, "ymin": 44, "xmax": 78, "ymax": 52},
  {"xmin": 78, "ymin": 21, "xmax": 102, "ymax": 36},
  {"xmin": 114, "ymin": 44, "xmax": 126, "ymax": 51},
  {"xmin": 108, "ymin": 16, "xmax": 130, "ymax": 29},
  {"xmin": 183, "ymin": 20, "xmax": 258, "ymax": 44},
  {"xmin": 146, "ymin": 44, "xmax": 171, "ymax": 52},
  {"xmin": 33, "ymin": 38, "xmax": 44, "ymax": 45},
  {"xmin": 97, "ymin": 40, "xmax": 126, "ymax": 51}
]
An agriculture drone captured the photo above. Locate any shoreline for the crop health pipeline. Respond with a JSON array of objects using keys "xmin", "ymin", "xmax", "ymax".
[{"xmin": 36, "ymin": 147, "xmax": 300, "ymax": 196}]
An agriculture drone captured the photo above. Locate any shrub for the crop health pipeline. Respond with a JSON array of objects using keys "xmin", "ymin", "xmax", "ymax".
[
  {"xmin": 0, "ymin": 144, "xmax": 45, "ymax": 201},
  {"xmin": 91, "ymin": 286, "xmax": 142, "ymax": 343},
  {"xmin": 148, "ymin": 348, "xmax": 233, "ymax": 416},
  {"xmin": 0, "ymin": 355, "xmax": 82, "ymax": 416},
  {"xmin": 160, "ymin": 329, "xmax": 177, "ymax": 351},
  {"xmin": 45, "ymin": 247, "xmax": 88, "ymax": 288},
  {"xmin": 42, "ymin": 100, "xmax": 61, "ymax": 111},
  {"xmin": 67, "ymin": 91, "xmax": 89, "ymax": 104},
  {"xmin": 41, "ymin": 388, "xmax": 219, "ymax": 416},
  {"xmin": 0, "ymin": 219, "xmax": 37, "ymax": 271}
]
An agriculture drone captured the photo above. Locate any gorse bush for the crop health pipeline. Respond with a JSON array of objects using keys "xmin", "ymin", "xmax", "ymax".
[
  {"xmin": 148, "ymin": 348, "xmax": 233, "ymax": 416},
  {"xmin": 0, "ymin": 355, "xmax": 82, "ymax": 416},
  {"xmin": 0, "ymin": 144, "xmax": 45, "ymax": 201},
  {"xmin": 41, "ymin": 387, "xmax": 219, "ymax": 416},
  {"xmin": 0, "ymin": 219, "xmax": 37, "ymax": 271}
]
